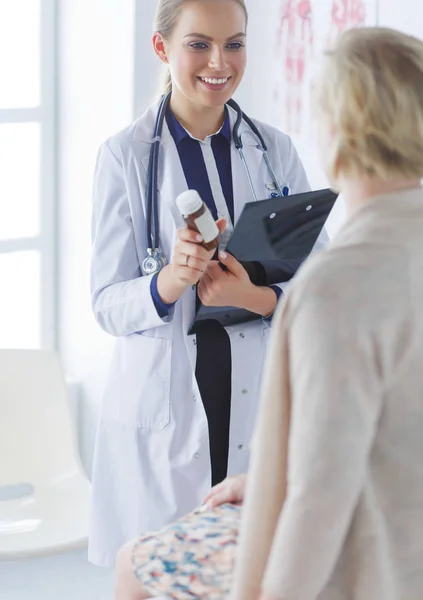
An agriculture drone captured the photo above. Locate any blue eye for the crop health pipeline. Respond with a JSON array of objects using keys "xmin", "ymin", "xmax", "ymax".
[{"xmin": 189, "ymin": 42, "xmax": 209, "ymax": 50}]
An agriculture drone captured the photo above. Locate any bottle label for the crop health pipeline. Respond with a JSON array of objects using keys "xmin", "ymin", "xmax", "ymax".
[{"xmin": 194, "ymin": 212, "xmax": 219, "ymax": 243}]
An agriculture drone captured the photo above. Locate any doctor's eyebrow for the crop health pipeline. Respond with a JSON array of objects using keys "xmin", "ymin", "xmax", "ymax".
[{"xmin": 183, "ymin": 32, "xmax": 246, "ymax": 41}]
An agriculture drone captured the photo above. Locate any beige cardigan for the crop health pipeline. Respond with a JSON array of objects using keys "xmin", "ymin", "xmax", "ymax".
[{"xmin": 232, "ymin": 188, "xmax": 423, "ymax": 600}]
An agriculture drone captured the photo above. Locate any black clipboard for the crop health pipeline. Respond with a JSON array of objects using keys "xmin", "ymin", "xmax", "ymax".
[{"xmin": 188, "ymin": 188, "xmax": 338, "ymax": 335}]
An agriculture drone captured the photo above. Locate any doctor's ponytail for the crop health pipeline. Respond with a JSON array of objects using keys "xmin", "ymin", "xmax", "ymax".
[
  {"xmin": 159, "ymin": 67, "xmax": 173, "ymax": 96},
  {"xmin": 154, "ymin": 0, "xmax": 248, "ymax": 96}
]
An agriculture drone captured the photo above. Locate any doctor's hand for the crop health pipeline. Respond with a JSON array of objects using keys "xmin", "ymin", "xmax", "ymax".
[
  {"xmin": 198, "ymin": 252, "xmax": 278, "ymax": 317},
  {"xmin": 197, "ymin": 252, "xmax": 251, "ymax": 308},
  {"xmin": 157, "ymin": 219, "xmax": 226, "ymax": 304},
  {"xmin": 203, "ymin": 474, "xmax": 248, "ymax": 509}
]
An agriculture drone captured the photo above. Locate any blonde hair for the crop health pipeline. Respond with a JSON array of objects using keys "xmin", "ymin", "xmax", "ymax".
[
  {"xmin": 153, "ymin": 0, "xmax": 249, "ymax": 95},
  {"xmin": 313, "ymin": 27, "xmax": 423, "ymax": 181}
]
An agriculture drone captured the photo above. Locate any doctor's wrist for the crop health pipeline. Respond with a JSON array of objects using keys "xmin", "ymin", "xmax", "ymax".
[
  {"xmin": 240, "ymin": 285, "xmax": 278, "ymax": 317},
  {"xmin": 157, "ymin": 265, "xmax": 189, "ymax": 304}
]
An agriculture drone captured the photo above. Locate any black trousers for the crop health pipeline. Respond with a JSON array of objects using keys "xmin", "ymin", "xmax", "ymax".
[{"xmin": 195, "ymin": 320, "xmax": 232, "ymax": 487}]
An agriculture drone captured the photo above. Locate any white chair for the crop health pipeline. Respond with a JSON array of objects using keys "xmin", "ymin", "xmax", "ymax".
[{"xmin": 0, "ymin": 349, "xmax": 91, "ymax": 560}]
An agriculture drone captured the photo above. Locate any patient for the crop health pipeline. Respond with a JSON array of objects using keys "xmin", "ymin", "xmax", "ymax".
[{"xmin": 115, "ymin": 26, "xmax": 423, "ymax": 600}]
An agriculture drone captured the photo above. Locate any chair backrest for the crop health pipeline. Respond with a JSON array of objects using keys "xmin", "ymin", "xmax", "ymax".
[{"xmin": 0, "ymin": 349, "xmax": 82, "ymax": 485}]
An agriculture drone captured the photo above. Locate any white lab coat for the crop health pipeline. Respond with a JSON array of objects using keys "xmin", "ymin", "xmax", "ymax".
[{"xmin": 88, "ymin": 101, "xmax": 313, "ymax": 567}]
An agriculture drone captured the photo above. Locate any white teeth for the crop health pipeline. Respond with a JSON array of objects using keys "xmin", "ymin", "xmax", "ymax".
[{"xmin": 201, "ymin": 77, "xmax": 229, "ymax": 85}]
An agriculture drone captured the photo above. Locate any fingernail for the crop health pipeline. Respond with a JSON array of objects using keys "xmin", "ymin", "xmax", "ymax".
[
  {"xmin": 196, "ymin": 234, "xmax": 203, "ymax": 242},
  {"xmin": 219, "ymin": 251, "xmax": 227, "ymax": 260}
]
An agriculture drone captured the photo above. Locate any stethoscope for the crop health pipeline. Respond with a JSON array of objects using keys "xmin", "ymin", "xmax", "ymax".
[{"xmin": 141, "ymin": 91, "xmax": 289, "ymax": 276}]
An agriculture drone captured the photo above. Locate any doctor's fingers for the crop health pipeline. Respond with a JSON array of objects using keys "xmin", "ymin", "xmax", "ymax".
[
  {"xmin": 197, "ymin": 269, "xmax": 215, "ymax": 298},
  {"xmin": 175, "ymin": 241, "xmax": 212, "ymax": 265},
  {"xmin": 176, "ymin": 229, "xmax": 216, "ymax": 262},
  {"xmin": 199, "ymin": 268, "xmax": 213, "ymax": 286},
  {"xmin": 176, "ymin": 255, "xmax": 206, "ymax": 274},
  {"xmin": 202, "ymin": 260, "xmax": 225, "ymax": 281},
  {"xmin": 176, "ymin": 227, "xmax": 204, "ymax": 244},
  {"xmin": 173, "ymin": 265, "xmax": 203, "ymax": 285}
]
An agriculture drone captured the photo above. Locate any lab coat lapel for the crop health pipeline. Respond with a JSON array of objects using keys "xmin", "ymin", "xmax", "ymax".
[
  {"xmin": 138, "ymin": 108, "xmax": 187, "ymax": 229},
  {"xmin": 159, "ymin": 127, "xmax": 198, "ymax": 363},
  {"xmin": 139, "ymin": 113, "xmax": 198, "ymax": 366}
]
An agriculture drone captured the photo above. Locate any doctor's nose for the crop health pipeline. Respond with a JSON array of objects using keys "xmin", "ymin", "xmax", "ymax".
[{"xmin": 208, "ymin": 47, "xmax": 228, "ymax": 71}]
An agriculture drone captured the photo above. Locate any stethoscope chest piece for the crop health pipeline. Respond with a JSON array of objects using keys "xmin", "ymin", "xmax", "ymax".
[{"xmin": 141, "ymin": 249, "xmax": 168, "ymax": 276}]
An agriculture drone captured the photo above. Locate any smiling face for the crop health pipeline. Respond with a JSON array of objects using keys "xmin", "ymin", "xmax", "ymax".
[{"xmin": 153, "ymin": 0, "xmax": 247, "ymax": 109}]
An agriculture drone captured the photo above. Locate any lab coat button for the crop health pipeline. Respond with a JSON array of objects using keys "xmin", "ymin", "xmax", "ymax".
[
  {"xmin": 239, "ymin": 332, "xmax": 245, "ymax": 339},
  {"xmin": 194, "ymin": 453, "xmax": 200, "ymax": 459},
  {"xmin": 242, "ymin": 389, "xmax": 248, "ymax": 395},
  {"xmin": 238, "ymin": 444, "xmax": 244, "ymax": 450}
]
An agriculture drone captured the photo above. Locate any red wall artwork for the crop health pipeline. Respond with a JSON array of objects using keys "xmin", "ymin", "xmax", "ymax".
[
  {"xmin": 273, "ymin": 0, "xmax": 314, "ymax": 134},
  {"xmin": 327, "ymin": 0, "xmax": 366, "ymax": 45},
  {"xmin": 272, "ymin": 0, "xmax": 375, "ymax": 137}
]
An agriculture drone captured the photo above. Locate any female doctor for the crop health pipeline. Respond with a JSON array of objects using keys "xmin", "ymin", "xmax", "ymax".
[{"xmin": 89, "ymin": 0, "xmax": 312, "ymax": 568}]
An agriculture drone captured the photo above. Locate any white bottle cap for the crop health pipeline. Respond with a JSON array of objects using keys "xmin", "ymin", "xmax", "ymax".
[{"xmin": 176, "ymin": 189, "xmax": 203, "ymax": 216}]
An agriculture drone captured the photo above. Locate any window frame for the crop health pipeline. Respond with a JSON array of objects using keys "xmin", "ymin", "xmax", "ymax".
[{"xmin": 0, "ymin": 0, "xmax": 58, "ymax": 349}]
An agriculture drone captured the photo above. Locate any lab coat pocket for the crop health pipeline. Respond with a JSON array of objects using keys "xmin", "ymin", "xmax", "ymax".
[{"xmin": 103, "ymin": 334, "xmax": 172, "ymax": 430}]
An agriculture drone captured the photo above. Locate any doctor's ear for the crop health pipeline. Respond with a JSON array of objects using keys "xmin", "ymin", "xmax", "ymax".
[{"xmin": 152, "ymin": 32, "xmax": 169, "ymax": 64}]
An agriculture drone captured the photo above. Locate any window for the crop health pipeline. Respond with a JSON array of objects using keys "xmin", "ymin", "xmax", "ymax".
[{"xmin": 0, "ymin": 0, "xmax": 57, "ymax": 349}]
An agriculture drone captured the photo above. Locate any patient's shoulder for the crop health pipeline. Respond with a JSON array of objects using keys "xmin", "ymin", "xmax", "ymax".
[{"xmin": 286, "ymin": 242, "xmax": 406, "ymax": 324}]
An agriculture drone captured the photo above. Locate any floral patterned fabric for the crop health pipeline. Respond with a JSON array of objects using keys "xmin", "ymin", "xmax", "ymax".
[{"xmin": 131, "ymin": 503, "xmax": 241, "ymax": 600}]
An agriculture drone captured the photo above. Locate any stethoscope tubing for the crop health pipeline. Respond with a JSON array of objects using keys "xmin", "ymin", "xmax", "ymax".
[{"xmin": 146, "ymin": 92, "xmax": 284, "ymax": 253}]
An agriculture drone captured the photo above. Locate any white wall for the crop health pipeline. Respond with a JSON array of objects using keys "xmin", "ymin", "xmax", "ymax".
[
  {"xmin": 58, "ymin": 0, "xmax": 423, "ymax": 478},
  {"xmin": 133, "ymin": 2, "xmax": 162, "ymax": 115},
  {"xmin": 58, "ymin": 0, "xmax": 135, "ymax": 474},
  {"xmin": 4, "ymin": 6, "xmax": 135, "ymax": 599},
  {"xmin": 378, "ymin": 2, "xmax": 423, "ymax": 39}
]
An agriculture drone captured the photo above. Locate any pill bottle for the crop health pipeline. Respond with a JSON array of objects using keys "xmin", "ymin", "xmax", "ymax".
[{"xmin": 176, "ymin": 189, "xmax": 220, "ymax": 251}]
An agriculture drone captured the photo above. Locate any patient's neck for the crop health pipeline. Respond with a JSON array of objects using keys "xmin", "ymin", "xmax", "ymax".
[{"xmin": 338, "ymin": 176, "xmax": 422, "ymax": 215}]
